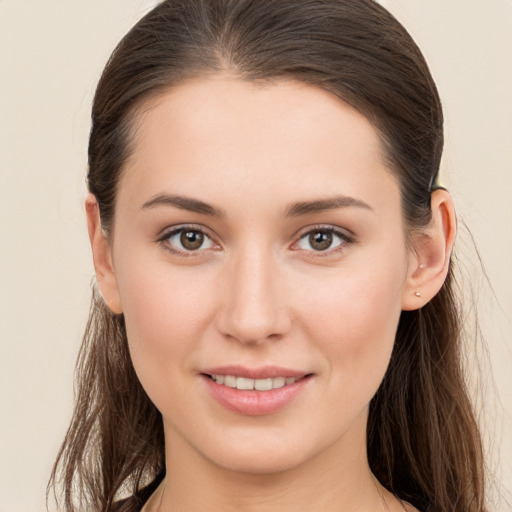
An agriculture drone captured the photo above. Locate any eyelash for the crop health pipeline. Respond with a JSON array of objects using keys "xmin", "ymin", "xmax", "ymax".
[
  {"xmin": 292, "ymin": 225, "xmax": 354, "ymax": 257},
  {"xmin": 157, "ymin": 224, "xmax": 219, "ymax": 257},
  {"xmin": 156, "ymin": 224, "xmax": 354, "ymax": 258}
]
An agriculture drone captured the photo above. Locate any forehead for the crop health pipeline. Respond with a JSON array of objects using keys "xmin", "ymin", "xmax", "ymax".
[{"xmin": 119, "ymin": 76, "xmax": 400, "ymax": 215}]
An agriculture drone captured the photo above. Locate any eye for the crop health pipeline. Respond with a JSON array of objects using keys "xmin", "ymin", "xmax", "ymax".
[
  {"xmin": 159, "ymin": 226, "xmax": 217, "ymax": 254},
  {"xmin": 294, "ymin": 227, "xmax": 351, "ymax": 253}
]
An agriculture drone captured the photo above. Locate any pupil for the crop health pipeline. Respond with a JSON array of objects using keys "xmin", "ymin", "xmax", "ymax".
[
  {"xmin": 309, "ymin": 231, "xmax": 332, "ymax": 251},
  {"xmin": 181, "ymin": 230, "xmax": 204, "ymax": 250}
]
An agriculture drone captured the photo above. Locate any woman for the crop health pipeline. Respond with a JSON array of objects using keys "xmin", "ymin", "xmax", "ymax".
[{"xmin": 49, "ymin": 1, "xmax": 486, "ymax": 511}]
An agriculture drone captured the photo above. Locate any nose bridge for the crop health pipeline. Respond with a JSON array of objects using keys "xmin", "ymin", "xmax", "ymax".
[{"xmin": 217, "ymin": 241, "xmax": 289, "ymax": 344}]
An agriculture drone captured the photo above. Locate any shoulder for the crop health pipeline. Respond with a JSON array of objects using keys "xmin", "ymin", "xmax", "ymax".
[
  {"xmin": 110, "ymin": 474, "xmax": 164, "ymax": 512},
  {"xmin": 403, "ymin": 503, "xmax": 421, "ymax": 512},
  {"xmin": 111, "ymin": 495, "xmax": 146, "ymax": 512}
]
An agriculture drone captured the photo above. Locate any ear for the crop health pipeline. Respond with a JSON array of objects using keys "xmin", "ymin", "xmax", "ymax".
[
  {"xmin": 402, "ymin": 189, "xmax": 457, "ymax": 311},
  {"xmin": 85, "ymin": 194, "xmax": 123, "ymax": 314}
]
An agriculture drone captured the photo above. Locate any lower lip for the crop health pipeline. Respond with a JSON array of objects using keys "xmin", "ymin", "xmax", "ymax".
[{"xmin": 202, "ymin": 375, "xmax": 312, "ymax": 416}]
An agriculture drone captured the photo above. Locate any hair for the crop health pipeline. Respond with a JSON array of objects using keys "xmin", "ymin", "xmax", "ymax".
[{"xmin": 49, "ymin": 1, "xmax": 486, "ymax": 511}]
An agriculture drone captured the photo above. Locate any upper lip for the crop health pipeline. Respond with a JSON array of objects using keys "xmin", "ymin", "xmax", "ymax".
[{"xmin": 201, "ymin": 365, "xmax": 310, "ymax": 380}]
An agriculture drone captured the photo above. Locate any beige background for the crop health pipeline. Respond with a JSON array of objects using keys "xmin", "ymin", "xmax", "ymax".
[{"xmin": 0, "ymin": 1, "xmax": 510, "ymax": 510}]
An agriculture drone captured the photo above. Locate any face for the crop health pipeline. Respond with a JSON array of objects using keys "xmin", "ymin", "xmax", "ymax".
[{"xmin": 105, "ymin": 77, "xmax": 415, "ymax": 474}]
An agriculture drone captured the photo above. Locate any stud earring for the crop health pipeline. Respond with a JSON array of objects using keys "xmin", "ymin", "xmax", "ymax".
[{"xmin": 414, "ymin": 292, "xmax": 421, "ymax": 297}]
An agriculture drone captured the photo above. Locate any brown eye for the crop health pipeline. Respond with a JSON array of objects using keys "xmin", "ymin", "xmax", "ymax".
[
  {"xmin": 163, "ymin": 227, "xmax": 216, "ymax": 254},
  {"xmin": 180, "ymin": 230, "xmax": 204, "ymax": 250},
  {"xmin": 308, "ymin": 231, "xmax": 333, "ymax": 251},
  {"xmin": 294, "ymin": 227, "xmax": 349, "ymax": 254}
]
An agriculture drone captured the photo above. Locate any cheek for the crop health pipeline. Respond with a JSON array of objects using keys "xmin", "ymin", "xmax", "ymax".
[
  {"xmin": 115, "ymin": 259, "xmax": 217, "ymax": 393},
  {"xmin": 297, "ymin": 259, "xmax": 406, "ymax": 396}
]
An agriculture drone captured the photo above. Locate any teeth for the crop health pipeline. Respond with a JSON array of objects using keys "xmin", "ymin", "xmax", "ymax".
[
  {"xmin": 236, "ymin": 377, "xmax": 254, "ymax": 390},
  {"xmin": 211, "ymin": 374, "xmax": 298, "ymax": 390},
  {"xmin": 272, "ymin": 377, "xmax": 286, "ymax": 389},
  {"xmin": 254, "ymin": 378, "xmax": 272, "ymax": 391},
  {"xmin": 224, "ymin": 375, "xmax": 237, "ymax": 388}
]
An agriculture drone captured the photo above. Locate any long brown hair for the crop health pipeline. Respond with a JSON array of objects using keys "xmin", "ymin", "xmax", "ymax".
[{"xmin": 49, "ymin": 1, "xmax": 486, "ymax": 511}]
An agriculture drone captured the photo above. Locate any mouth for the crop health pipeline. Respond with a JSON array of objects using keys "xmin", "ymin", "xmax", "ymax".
[
  {"xmin": 204, "ymin": 374, "xmax": 303, "ymax": 391},
  {"xmin": 201, "ymin": 367, "xmax": 314, "ymax": 415}
]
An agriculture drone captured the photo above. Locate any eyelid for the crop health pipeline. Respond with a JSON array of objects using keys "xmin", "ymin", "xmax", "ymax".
[
  {"xmin": 290, "ymin": 224, "xmax": 355, "ymax": 254},
  {"xmin": 156, "ymin": 223, "xmax": 221, "ymax": 256}
]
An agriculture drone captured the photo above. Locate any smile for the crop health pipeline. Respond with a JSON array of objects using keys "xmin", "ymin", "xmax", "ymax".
[
  {"xmin": 208, "ymin": 375, "xmax": 298, "ymax": 391},
  {"xmin": 202, "ymin": 369, "xmax": 313, "ymax": 416}
]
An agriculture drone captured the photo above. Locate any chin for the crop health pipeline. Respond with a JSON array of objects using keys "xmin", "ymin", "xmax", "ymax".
[
  {"xmin": 212, "ymin": 447, "xmax": 308, "ymax": 475},
  {"xmin": 192, "ymin": 425, "xmax": 329, "ymax": 476}
]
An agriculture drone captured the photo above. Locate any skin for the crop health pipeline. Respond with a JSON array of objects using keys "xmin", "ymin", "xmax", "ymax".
[{"xmin": 87, "ymin": 76, "xmax": 456, "ymax": 511}]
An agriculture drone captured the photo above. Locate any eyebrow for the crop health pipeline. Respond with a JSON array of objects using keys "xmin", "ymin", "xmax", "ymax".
[
  {"xmin": 285, "ymin": 196, "xmax": 373, "ymax": 217},
  {"xmin": 141, "ymin": 193, "xmax": 372, "ymax": 218},
  {"xmin": 141, "ymin": 194, "xmax": 226, "ymax": 217}
]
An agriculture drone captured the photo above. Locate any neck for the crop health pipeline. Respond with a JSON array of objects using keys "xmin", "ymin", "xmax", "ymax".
[{"xmin": 147, "ymin": 417, "xmax": 399, "ymax": 512}]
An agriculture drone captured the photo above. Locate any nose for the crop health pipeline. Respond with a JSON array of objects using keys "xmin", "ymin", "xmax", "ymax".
[{"xmin": 215, "ymin": 245, "xmax": 291, "ymax": 345}]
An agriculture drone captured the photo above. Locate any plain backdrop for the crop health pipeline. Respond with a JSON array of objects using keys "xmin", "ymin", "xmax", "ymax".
[{"xmin": 1, "ymin": 1, "xmax": 511, "ymax": 510}]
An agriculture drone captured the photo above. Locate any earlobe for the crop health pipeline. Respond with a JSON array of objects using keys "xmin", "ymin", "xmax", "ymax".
[
  {"xmin": 85, "ymin": 194, "xmax": 123, "ymax": 314},
  {"xmin": 402, "ymin": 189, "xmax": 457, "ymax": 311}
]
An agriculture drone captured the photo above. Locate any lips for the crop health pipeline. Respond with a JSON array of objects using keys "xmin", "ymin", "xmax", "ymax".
[
  {"xmin": 201, "ymin": 366, "xmax": 313, "ymax": 416},
  {"xmin": 201, "ymin": 365, "xmax": 307, "ymax": 380}
]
